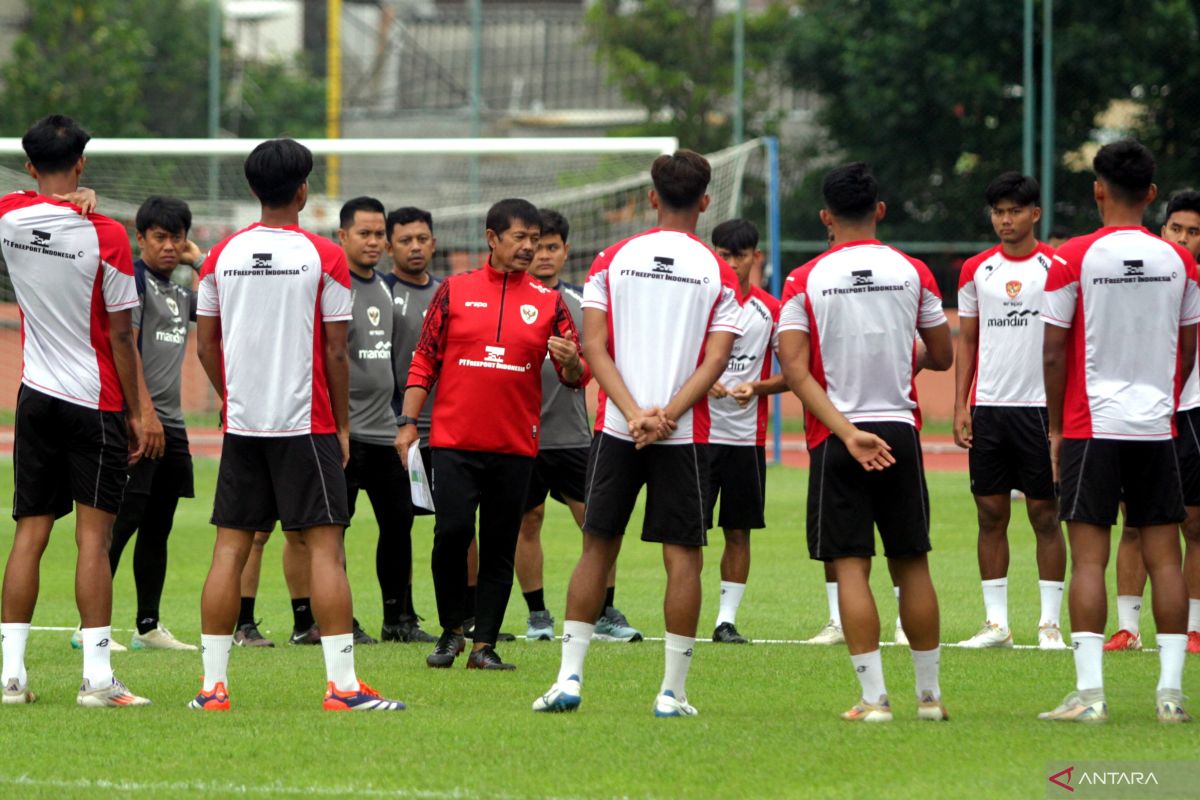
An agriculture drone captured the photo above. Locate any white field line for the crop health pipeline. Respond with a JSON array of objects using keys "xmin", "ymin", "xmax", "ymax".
[{"xmin": 0, "ymin": 775, "xmax": 510, "ymax": 800}]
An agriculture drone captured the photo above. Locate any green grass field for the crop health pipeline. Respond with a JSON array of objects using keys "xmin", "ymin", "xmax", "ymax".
[{"xmin": 1, "ymin": 459, "xmax": 1196, "ymax": 799}]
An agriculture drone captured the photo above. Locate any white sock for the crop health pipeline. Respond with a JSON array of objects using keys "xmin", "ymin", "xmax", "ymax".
[
  {"xmin": 201, "ymin": 634, "xmax": 233, "ymax": 692},
  {"xmin": 661, "ymin": 632, "xmax": 695, "ymax": 700},
  {"xmin": 1, "ymin": 622, "xmax": 31, "ymax": 686},
  {"xmin": 981, "ymin": 578, "xmax": 1009, "ymax": 629},
  {"xmin": 1157, "ymin": 634, "xmax": 1187, "ymax": 691},
  {"xmin": 1116, "ymin": 594, "xmax": 1142, "ymax": 635},
  {"xmin": 1038, "ymin": 580, "xmax": 1065, "ymax": 627},
  {"xmin": 850, "ymin": 649, "xmax": 887, "ymax": 704},
  {"xmin": 716, "ymin": 581, "xmax": 745, "ymax": 626},
  {"xmin": 893, "ymin": 585, "xmax": 903, "ymax": 631},
  {"xmin": 911, "ymin": 646, "xmax": 941, "ymax": 702},
  {"xmin": 826, "ymin": 582, "xmax": 841, "ymax": 625},
  {"xmin": 558, "ymin": 620, "xmax": 594, "ymax": 684},
  {"xmin": 321, "ymin": 633, "xmax": 358, "ymax": 692},
  {"xmin": 1188, "ymin": 599, "xmax": 1200, "ymax": 633},
  {"xmin": 80, "ymin": 626, "xmax": 114, "ymax": 687},
  {"xmin": 1072, "ymin": 632, "xmax": 1104, "ymax": 692}
]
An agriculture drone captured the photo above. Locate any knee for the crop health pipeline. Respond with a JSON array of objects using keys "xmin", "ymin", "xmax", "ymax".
[
  {"xmin": 1120, "ymin": 526, "xmax": 1142, "ymax": 544},
  {"xmin": 252, "ymin": 530, "xmax": 271, "ymax": 551},
  {"xmin": 976, "ymin": 503, "xmax": 1009, "ymax": 537},
  {"xmin": 1028, "ymin": 504, "xmax": 1062, "ymax": 539},
  {"xmin": 1182, "ymin": 517, "xmax": 1200, "ymax": 545}
]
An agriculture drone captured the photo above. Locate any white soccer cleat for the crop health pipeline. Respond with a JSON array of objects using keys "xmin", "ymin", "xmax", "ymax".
[
  {"xmin": 805, "ymin": 620, "xmax": 845, "ymax": 645},
  {"xmin": 3, "ymin": 677, "xmax": 36, "ymax": 705},
  {"xmin": 917, "ymin": 692, "xmax": 949, "ymax": 721},
  {"xmin": 69, "ymin": 627, "xmax": 127, "ymax": 652},
  {"xmin": 653, "ymin": 690, "xmax": 698, "ymax": 718},
  {"xmin": 1038, "ymin": 624, "xmax": 1068, "ymax": 650},
  {"xmin": 76, "ymin": 677, "xmax": 151, "ymax": 707},
  {"xmin": 532, "ymin": 676, "xmax": 582, "ymax": 713},
  {"xmin": 841, "ymin": 694, "xmax": 892, "ymax": 722},
  {"xmin": 957, "ymin": 621, "xmax": 1013, "ymax": 648},
  {"xmin": 1038, "ymin": 689, "xmax": 1107, "ymax": 723},
  {"xmin": 130, "ymin": 624, "xmax": 198, "ymax": 651},
  {"xmin": 894, "ymin": 622, "xmax": 909, "ymax": 647},
  {"xmin": 1156, "ymin": 689, "xmax": 1192, "ymax": 724}
]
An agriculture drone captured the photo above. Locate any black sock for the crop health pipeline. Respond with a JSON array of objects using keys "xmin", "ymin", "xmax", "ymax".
[
  {"xmin": 523, "ymin": 588, "xmax": 546, "ymax": 613},
  {"xmin": 465, "ymin": 585, "xmax": 477, "ymax": 620},
  {"xmin": 136, "ymin": 615, "xmax": 159, "ymax": 635},
  {"xmin": 604, "ymin": 585, "xmax": 616, "ymax": 610},
  {"xmin": 291, "ymin": 597, "xmax": 314, "ymax": 632},
  {"xmin": 238, "ymin": 596, "xmax": 256, "ymax": 628},
  {"xmin": 383, "ymin": 597, "xmax": 403, "ymax": 626},
  {"xmin": 405, "ymin": 583, "xmax": 417, "ymax": 619}
]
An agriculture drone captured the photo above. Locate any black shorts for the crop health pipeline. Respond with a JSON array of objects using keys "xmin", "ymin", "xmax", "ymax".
[
  {"xmin": 1058, "ymin": 438, "xmax": 1185, "ymax": 527},
  {"xmin": 344, "ymin": 438, "xmax": 409, "ymax": 524},
  {"xmin": 125, "ymin": 423, "xmax": 194, "ymax": 499},
  {"xmin": 524, "ymin": 446, "xmax": 589, "ymax": 513},
  {"xmin": 582, "ymin": 433, "xmax": 709, "ymax": 547},
  {"xmin": 705, "ymin": 444, "xmax": 766, "ymax": 530},
  {"xmin": 211, "ymin": 433, "xmax": 350, "ymax": 531},
  {"xmin": 968, "ymin": 405, "xmax": 1054, "ymax": 499},
  {"xmin": 1175, "ymin": 408, "xmax": 1200, "ymax": 507},
  {"xmin": 12, "ymin": 385, "xmax": 128, "ymax": 519},
  {"xmin": 806, "ymin": 422, "xmax": 931, "ymax": 561}
]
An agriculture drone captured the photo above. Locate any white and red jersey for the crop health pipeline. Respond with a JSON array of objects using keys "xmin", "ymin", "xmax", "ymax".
[
  {"xmin": 0, "ymin": 191, "xmax": 137, "ymax": 411},
  {"xmin": 582, "ymin": 228, "xmax": 743, "ymax": 445},
  {"xmin": 197, "ymin": 223, "xmax": 351, "ymax": 437},
  {"xmin": 958, "ymin": 242, "xmax": 1055, "ymax": 406},
  {"xmin": 1042, "ymin": 226, "xmax": 1200, "ymax": 440},
  {"xmin": 709, "ymin": 285, "xmax": 780, "ymax": 446},
  {"xmin": 778, "ymin": 240, "xmax": 947, "ymax": 450}
]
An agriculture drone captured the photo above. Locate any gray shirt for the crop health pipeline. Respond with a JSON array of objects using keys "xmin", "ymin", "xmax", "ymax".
[
  {"xmin": 349, "ymin": 271, "xmax": 399, "ymax": 445},
  {"xmin": 539, "ymin": 280, "xmax": 591, "ymax": 449},
  {"xmin": 133, "ymin": 260, "xmax": 194, "ymax": 428},
  {"xmin": 386, "ymin": 272, "xmax": 440, "ymax": 444}
]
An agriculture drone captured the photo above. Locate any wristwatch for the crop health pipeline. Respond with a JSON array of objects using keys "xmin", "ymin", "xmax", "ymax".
[{"xmin": 396, "ymin": 415, "xmax": 418, "ymax": 427}]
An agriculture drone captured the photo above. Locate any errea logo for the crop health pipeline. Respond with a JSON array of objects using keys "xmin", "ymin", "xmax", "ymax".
[{"xmin": 465, "ymin": 300, "xmax": 488, "ymax": 308}]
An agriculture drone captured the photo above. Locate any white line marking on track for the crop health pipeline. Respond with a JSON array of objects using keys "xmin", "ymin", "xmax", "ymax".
[{"xmin": 0, "ymin": 775, "xmax": 500, "ymax": 799}]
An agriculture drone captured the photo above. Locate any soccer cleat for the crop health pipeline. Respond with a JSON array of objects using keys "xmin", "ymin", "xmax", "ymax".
[
  {"xmin": 894, "ymin": 622, "xmax": 909, "ymax": 647},
  {"xmin": 841, "ymin": 695, "xmax": 893, "ymax": 722},
  {"xmin": 806, "ymin": 620, "xmax": 845, "ymax": 645},
  {"xmin": 323, "ymin": 680, "xmax": 405, "ymax": 711},
  {"xmin": 1038, "ymin": 689, "xmax": 1108, "ymax": 723},
  {"xmin": 352, "ymin": 620, "xmax": 378, "ymax": 646},
  {"xmin": 380, "ymin": 615, "xmax": 436, "ymax": 644},
  {"xmin": 532, "ymin": 675, "xmax": 582, "ymax": 712},
  {"xmin": 466, "ymin": 645, "xmax": 515, "ymax": 671},
  {"xmin": 956, "ymin": 621, "xmax": 1013, "ymax": 649},
  {"xmin": 233, "ymin": 620, "xmax": 274, "ymax": 648},
  {"xmin": 187, "ymin": 681, "xmax": 230, "ymax": 711},
  {"xmin": 594, "ymin": 606, "xmax": 643, "ymax": 642},
  {"xmin": 69, "ymin": 627, "xmax": 127, "ymax": 652},
  {"xmin": 426, "ymin": 630, "xmax": 466, "ymax": 668},
  {"xmin": 1187, "ymin": 631, "xmax": 1200, "ymax": 655},
  {"xmin": 1038, "ymin": 623, "xmax": 1069, "ymax": 651},
  {"xmin": 1103, "ymin": 629, "xmax": 1142, "ymax": 651},
  {"xmin": 1156, "ymin": 689, "xmax": 1192, "ymax": 723},
  {"xmin": 130, "ymin": 624, "xmax": 198, "ymax": 651},
  {"xmin": 526, "ymin": 610, "xmax": 555, "ymax": 641},
  {"xmin": 917, "ymin": 692, "xmax": 949, "ymax": 721},
  {"xmin": 289, "ymin": 624, "xmax": 321, "ymax": 645},
  {"xmin": 653, "ymin": 689, "xmax": 699, "ymax": 717},
  {"xmin": 712, "ymin": 622, "xmax": 750, "ymax": 644},
  {"xmin": 76, "ymin": 676, "xmax": 151, "ymax": 707},
  {"xmin": 2, "ymin": 678, "xmax": 36, "ymax": 705}
]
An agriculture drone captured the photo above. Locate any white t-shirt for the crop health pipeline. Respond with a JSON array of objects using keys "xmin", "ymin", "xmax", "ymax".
[{"xmin": 708, "ymin": 285, "xmax": 779, "ymax": 446}]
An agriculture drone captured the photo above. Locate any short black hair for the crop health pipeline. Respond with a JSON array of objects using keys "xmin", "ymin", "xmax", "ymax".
[
  {"xmin": 822, "ymin": 162, "xmax": 879, "ymax": 221},
  {"xmin": 244, "ymin": 138, "xmax": 313, "ymax": 208},
  {"xmin": 651, "ymin": 150, "xmax": 711, "ymax": 210},
  {"xmin": 339, "ymin": 196, "xmax": 385, "ymax": 229},
  {"xmin": 135, "ymin": 196, "xmax": 192, "ymax": 236},
  {"xmin": 486, "ymin": 198, "xmax": 541, "ymax": 238},
  {"xmin": 712, "ymin": 219, "xmax": 759, "ymax": 253},
  {"xmin": 985, "ymin": 172, "xmax": 1040, "ymax": 208},
  {"xmin": 1165, "ymin": 190, "xmax": 1200, "ymax": 222},
  {"xmin": 22, "ymin": 114, "xmax": 91, "ymax": 174},
  {"xmin": 539, "ymin": 209, "xmax": 570, "ymax": 243},
  {"xmin": 1093, "ymin": 139, "xmax": 1155, "ymax": 205},
  {"xmin": 386, "ymin": 206, "xmax": 434, "ymax": 238}
]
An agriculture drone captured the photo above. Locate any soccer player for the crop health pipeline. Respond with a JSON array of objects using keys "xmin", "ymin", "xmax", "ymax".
[
  {"xmin": 1039, "ymin": 140, "xmax": 1196, "ymax": 723},
  {"xmin": 105, "ymin": 196, "xmax": 205, "ymax": 652},
  {"xmin": 953, "ymin": 173, "xmax": 1067, "ymax": 650},
  {"xmin": 532, "ymin": 150, "xmax": 747, "ymax": 717},
  {"xmin": 190, "ymin": 138, "xmax": 403, "ymax": 711},
  {"xmin": 398, "ymin": 198, "xmax": 586, "ymax": 671},
  {"xmin": 705, "ymin": 218, "xmax": 782, "ymax": 644},
  {"xmin": 1106, "ymin": 190, "xmax": 1200, "ymax": 655},
  {"xmin": 777, "ymin": 162, "xmax": 953, "ymax": 723},
  {"xmin": 1, "ymin": 114, "xmax": 149, "ymax": 707},
  {"xmin": 516, "ymin": 209, "xmax": 643, "ymax": 643}
]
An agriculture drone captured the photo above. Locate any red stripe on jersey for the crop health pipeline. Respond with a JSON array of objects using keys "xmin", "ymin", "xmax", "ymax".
[
  {"xmin": 310, "ymin": 281, "xmax": 334, "ymax": 434},
  {"xmin": 803, "ymin": 290, "xmax": 831, "ymax": 450},
  {"xmin": 1061, "ymin": 286, "xmax": 1093, "ymax": 437},
  {"xmin": 89, "ymin": 262, "xmax": 122, "ymax": 410}
]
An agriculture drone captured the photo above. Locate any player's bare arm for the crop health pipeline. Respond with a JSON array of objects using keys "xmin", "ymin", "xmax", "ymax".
[
  {"xmin": 323, "ymin": 319, "xmax": 351, "ymax": 467},
  {"xmin": 1042, "ymin": 322, "xmax": 1069, "ymax": 483},
  {"xmin": 582, "ymin": 306, "xmax": 672, "ymax": 446},
  {"xmin": 953, "ymin": 315, "xmax": 980, "ymax": 449},
  {"xmin": 131, "ymin": 329, "xmax": 165, "ymax": 460},
  {"xmin": 1180, "ymin": 323, "xmax": 1198, "ymax": 391},
  {"xmin": 660, "ymin": 330, "xmax": 737, "ymax": 446},
  {"xmin": 196, "ymin": 315, "xmax": 225, "ymax": 399},
  {"xmin": 730, "ymin": 373, "xmax": 787, "ymax": 407},
  {"xmin": 916, "ymin": 321, "xmax": 953, "ymax": 372},
  {"xmin": 777, "ymin": 329, "xmax": 895, "ymax": 471},
  {"xmin": 108, "ymin": 307, "xmax": 145, "ymax": 463}
]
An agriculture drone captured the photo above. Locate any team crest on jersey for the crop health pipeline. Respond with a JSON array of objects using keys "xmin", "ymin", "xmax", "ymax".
[
  {"xmin": 520, "ymin": 304, "xmax": 538, "ymax": 324},
  {"xmin": 1006, "ymin": 280, "xmax": 1022, "ymax": 299},
  {"xmin": 367, "ymin": 306, "xmax": 381, "ymax": 327},
  {"xmin": 165, "ymin": 297, "xmax": 179, "ymax": 317}
]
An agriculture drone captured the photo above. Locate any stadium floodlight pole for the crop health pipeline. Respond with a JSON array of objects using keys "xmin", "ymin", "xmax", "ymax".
[
  {"xmin": 765, "ymin": 135, "xmax": 783, "ymax": 465},
  {"xmin": 1022, "ymin": 0, "xmax": 1035, "ymax": 177},
  {"xmin": 1039, "ymin": 0, "xmax": 1055, "ymax": 239},
  {"xmin": 326, "ymin": 0, "xmax": 343, "ymax": 197},
  {"xmin": 207, "ymin": 0, "xmax": 221, "ymax": 215},
  {"xmin": 732, "ymin": 0, "xmax": 746, "ymax": 148}
]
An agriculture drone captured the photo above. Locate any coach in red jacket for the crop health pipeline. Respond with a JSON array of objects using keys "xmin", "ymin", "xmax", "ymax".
[{"xmin": 398, "ymin": 199, "xmax": 587, "ymax": 671}]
